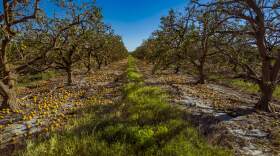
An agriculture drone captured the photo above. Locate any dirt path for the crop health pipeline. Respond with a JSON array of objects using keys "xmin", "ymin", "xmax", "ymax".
[
  {"xmin": 137, "ymin": 61, "xmax": 280, "ymax": 156},
  {"xmin": 0, "ymin": 59, "xmax": 127, "ymax": 154}
]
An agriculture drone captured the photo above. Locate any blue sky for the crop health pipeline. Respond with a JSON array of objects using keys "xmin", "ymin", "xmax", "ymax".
[
  {"xmin": 0, "ymin": 0, "xmax": 187, "ymax": 51},
  {"xmin": 95, "ymin": 0, "xmax": 187, "ymax": 51}
]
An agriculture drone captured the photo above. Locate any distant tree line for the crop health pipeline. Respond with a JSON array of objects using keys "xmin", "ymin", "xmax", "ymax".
[
  {"xmin": 133, "ymin": 0, "xmax": 280, "ymax": 112},
  {"xmin": 0, "ymin": 0, "xmax": 128, "ymax": 110}
]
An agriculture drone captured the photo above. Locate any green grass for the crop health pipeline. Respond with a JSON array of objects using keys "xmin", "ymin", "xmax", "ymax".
[
  {"xmin": 209, "ymin": 74, "xmax": 280, "ymax": 99},
  {"xmin": 16, "ymin": 57, "xmax": 232, "ymax": 156},
  {"xmin": 230, "ymin": 79, "xmax": 280, "ymax": 98},
  {"xmin": 127, "ymin": 56, "xmax": 143, "ymax": 82},
  {"xmin": 230, "ymin": 79, "xmax": 259, "ymax": 94}
]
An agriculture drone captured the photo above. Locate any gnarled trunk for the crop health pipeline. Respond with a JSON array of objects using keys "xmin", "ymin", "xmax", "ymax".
[
  {"xmin": 256, "ymin": 82, "xmax": 274, "ymax": 112},
  {"xmin": 1, "ymin": 89, "xmax": 17, "ymax": 110},
  {"xmin": 255, "ymin": 30, "xmax": 278, "ymax": 112},
  {"xmin": 3, "ymin": 71, "xmax": 17, "ymax": 110},
  {"xmin": 0, "ymin": 68, "xmax": 18, "ymax": 110},
  {"xmin": 0, "ymin": 38, "xmax": 18, "ymax": 110}
]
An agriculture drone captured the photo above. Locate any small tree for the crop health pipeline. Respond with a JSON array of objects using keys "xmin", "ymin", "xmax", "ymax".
[
  {"xmin": 150, "ymin": 10, "xmax": 188, "ymax": 74},
  {"xmin": 49, "ymin": 1, "xmax": 101, "ymax": 85},
  {"xmin": 187, "ymin": 5, "xmax": 222, "ymax": 84}
]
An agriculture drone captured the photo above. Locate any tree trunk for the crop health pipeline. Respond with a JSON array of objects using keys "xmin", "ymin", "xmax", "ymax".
[
  {"xmin": 85, "ymin": 59, "xmax": 92, "ymax": 74},
  {"xmin": 3, "ymin": 71, "xmax": 17, "ymax": 110},
  {"xmin": 151, "ymin": 67, "xmax": 156, "ymax": 75},
  {"xmin": 104, "ymin": 60, "xmax": 108, "ymax": 66},
  {"xmin": 85, "ymin": 65, "xmax": 92, "ymax": 74},
  {"xmin": 174, "ymin": 65, "xmax": 180, "ymax": 74},
  {"xmin": 197, "ymin": 64, "xmax": 205, "ymax": 84},
  {"xmin": 0, "ymin": 38, "xmax": 18, "ymax": 111},
  {"xmin": 232, "ymin": 64, "xmax": 238, "ymax": 73},
  {"xmin": 1, "ymin": 90, "xmax": 17, "ymax": 110},
  {"xmin": 256, "ymin": 82, "xmax": 274, "ymax": 112},
  {"xmin": 85, "ymin": 52, "xmax": 92, "ymax": 74},
  {"xmin": 66, "ymin": 68, "xmax": 72, "ymax": 86},
  {"xmin": 255, "ymin": 29, "xmax": 276, "ymax": 112},
  {"xmin": 97, "ymin": 62, "xmax": 102, "ymax": 69},
  {"xmin": 196, "ymin": 26, "xmax": 208, "ymax": 85}
]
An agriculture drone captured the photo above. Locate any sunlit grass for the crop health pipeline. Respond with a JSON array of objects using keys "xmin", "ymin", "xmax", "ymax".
[
  {"xmin": 230, "ymin": 79, "xmax": 259, "ymax": 93},
  {"xmin": 209, "ymin": 74, "xmax": 280, "ymax": 99},
  {"xmin": 127, "ymin": 56, "xmax": 143, "ymax": 82},
  {"xmin": 230, "ymin": 79, "xmax": 280, "ymax": 98}
]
